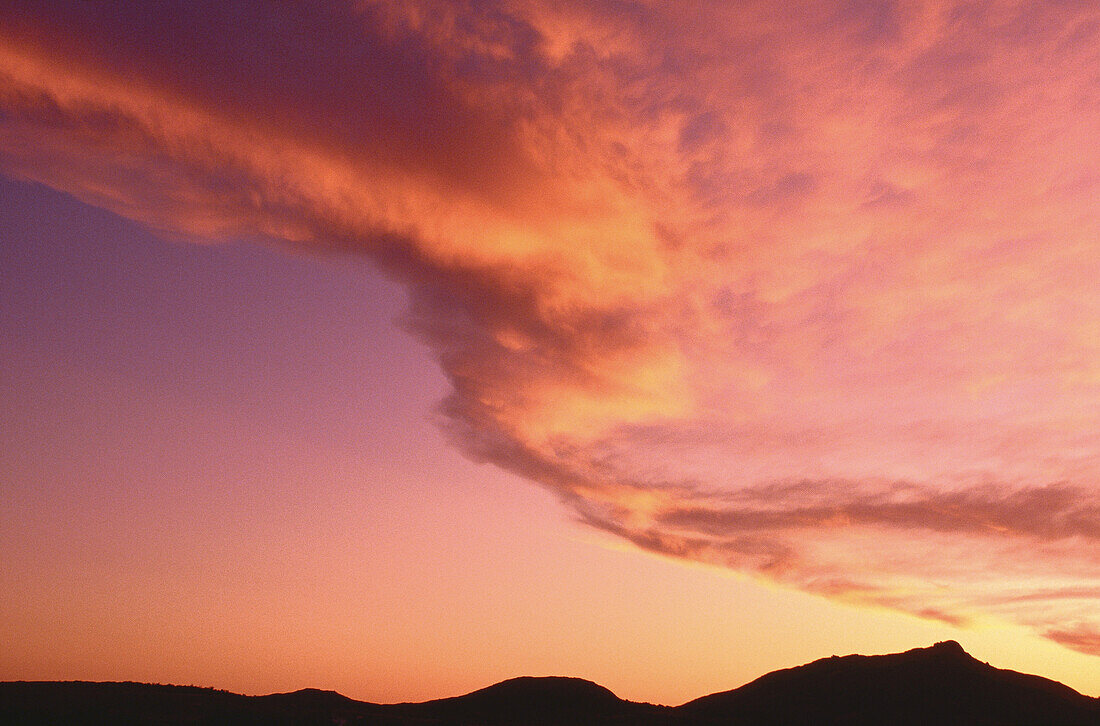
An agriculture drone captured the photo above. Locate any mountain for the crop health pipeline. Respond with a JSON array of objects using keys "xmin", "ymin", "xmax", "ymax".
[
  {"xmin": 681, "ymin": 640, "xmax": 1100, "ymax": 725},
  {"xmin": 386, "ymin": 676, "xmax": 668, "ymax": 724},
  {"xmin": 2, "ymin": 642, "xmax": 1098, "ymax": 725}
]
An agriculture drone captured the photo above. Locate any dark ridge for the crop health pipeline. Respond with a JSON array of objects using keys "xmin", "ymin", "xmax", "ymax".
[
  {"xmin": 257, "ymin": 687, "xmax": 359, "ymax": 709},
  {"xmin": 3, "ymin": 643, "xmax": 1099, "ymax": 725},
  {"xmin": 929, "ymin": 638, "xmax": 968, "ymax": 655},
  {"xmin": 434, "ymin": 675, "xmax": 620, "ymax": 707},
  {"xmin": 263, "ymin": 687, "xmax": 353, "ymax": 699},
  {"xmin": 682, "ymin": 640, "xmax": 1100, "ymax": 725},
  {"xmin": 390, "ymin": 676, "xmax": 662, "ymax": 724}
]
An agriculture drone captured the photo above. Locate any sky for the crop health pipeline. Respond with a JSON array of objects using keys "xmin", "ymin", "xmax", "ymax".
[{"xmin": 1, "ymin": 0, "xmax": 1099, "ymax": 705}]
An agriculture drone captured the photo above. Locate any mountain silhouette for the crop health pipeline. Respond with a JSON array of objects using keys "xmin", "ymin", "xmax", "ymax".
[
  {"xmin": 386, "ymin": 676, "xmax": 664, "ymax": 724},
  {"xmin": 681, "ymin": 641, "xmax": 1100, "ymax": 725},
  {"xmin": 3, "ymin": 642, "xmax": 1098, "ymax": 725}
]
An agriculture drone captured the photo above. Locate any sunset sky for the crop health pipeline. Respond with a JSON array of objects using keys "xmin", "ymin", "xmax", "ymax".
[{"xmin": 2, "ymin": 0, "xmax": 1099, "ymax": 705}]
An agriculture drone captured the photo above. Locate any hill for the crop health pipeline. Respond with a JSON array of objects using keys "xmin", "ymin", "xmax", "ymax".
[
  {"xmin": 2, "ymin": 642, "xmax": 1097, "ymax": 725},
  {"xmin": 682, "ymin": 640, "xmax": 1100, "ymax": 725}
]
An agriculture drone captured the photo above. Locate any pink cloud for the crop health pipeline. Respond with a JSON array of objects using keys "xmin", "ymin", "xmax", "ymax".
[{"xmin": 2, "ymin": 0, "xmax": 1099, "ymax": 654}]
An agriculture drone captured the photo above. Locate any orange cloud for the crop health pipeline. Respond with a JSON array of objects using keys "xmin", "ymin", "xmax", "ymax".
[{"xmin": 2, "ymin": 0, "xmax": 1099, "ymax": 655}]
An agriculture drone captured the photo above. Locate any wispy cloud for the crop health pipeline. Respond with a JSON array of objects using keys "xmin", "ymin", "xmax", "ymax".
[{"xmin": 2, "ymin": 0, "xmax": 1099, "ymax": 654}]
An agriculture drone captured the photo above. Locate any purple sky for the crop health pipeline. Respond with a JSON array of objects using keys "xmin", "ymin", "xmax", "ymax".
[{"xmin": 2, "ymin": 0, "xmax": 1099, "ymax": 703}]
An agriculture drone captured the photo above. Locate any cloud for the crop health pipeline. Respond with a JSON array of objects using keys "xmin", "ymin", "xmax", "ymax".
[
  {"xmin": 571, "ymin": 477, "xmax": 1100, "ymax": 645},
  {"xmin": 1046, "ymin": 626, "xmax": 1100, "ymax": 657},
  {"xmin": 2, "ymin": 0, "xmax": 1100, "ymax": 655}
]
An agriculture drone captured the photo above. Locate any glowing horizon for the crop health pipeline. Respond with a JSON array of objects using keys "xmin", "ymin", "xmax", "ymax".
[{"xmin": 2, "ymin": 0, "xmax": 1099, "ymax": 704}]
